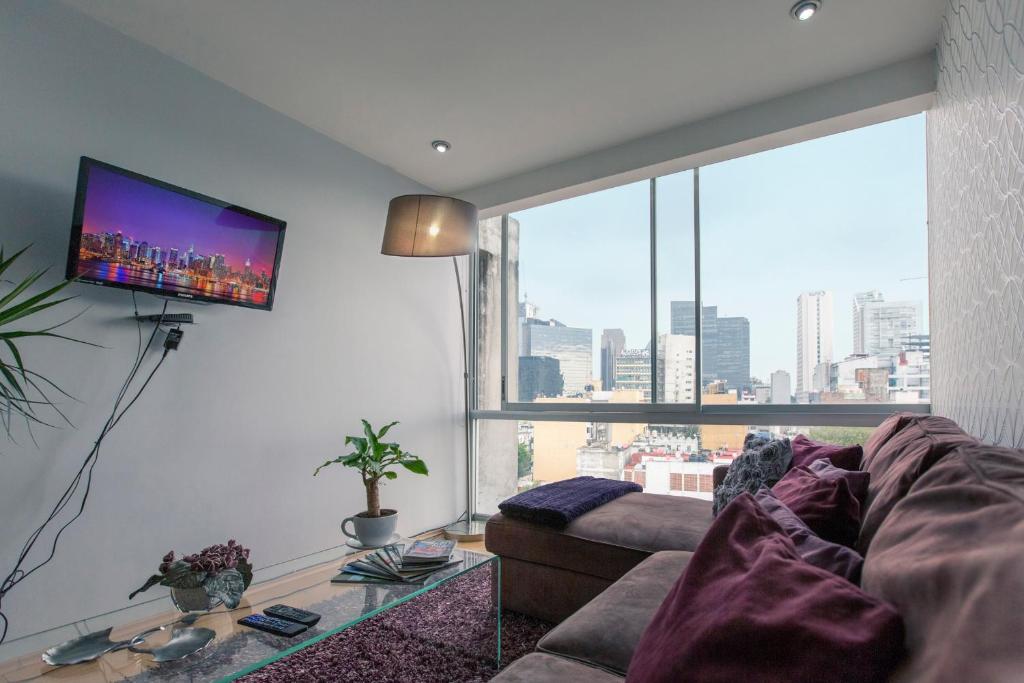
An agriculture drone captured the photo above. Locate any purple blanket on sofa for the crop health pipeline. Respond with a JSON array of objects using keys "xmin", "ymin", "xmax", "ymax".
[{"xmin": 498, "ymin": 476, "xmax": 642, "ymax": 528}]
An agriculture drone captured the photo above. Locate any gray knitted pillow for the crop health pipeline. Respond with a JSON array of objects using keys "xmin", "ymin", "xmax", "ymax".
[{"xmin": 712, "ymin": 434, "xmax": 793, "ymax": 516}]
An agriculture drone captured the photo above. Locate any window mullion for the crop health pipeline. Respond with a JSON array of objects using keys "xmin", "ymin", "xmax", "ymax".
[
  {"xmin": 649, "ymin": 178, "xmax": 658, "ymax": 404},
  {"xmin": 500, "ymin": 213, "xmax": 509, "ymax": 406},
  {"xmin": 693, "ymin": 167, "xmax": 702, "ymax": 413}
]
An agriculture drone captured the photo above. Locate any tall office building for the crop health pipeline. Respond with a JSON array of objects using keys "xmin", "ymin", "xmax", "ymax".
[
  {"xmin": 715, "ymin": 316, "xmax": 750, "ymax": 394},
  {"xmin": 521, "ymin": 316, "xmax": 593, "ymax": 395},
  {"xmin": 518, "ymin": 356, "xmax": 563, "ymax": 401},
  {"xmin": 852, "ymin": 290, "xmax": 922, "ymax": 356},
  {"xmin": 670, "ymin": 301, "xmax": 749, "ymax": 393},
  {"xmin": 796, "ymin": 290, "xmax": 834, "ymax": 397},
  {"xmin": 614, "ymin": 349, "xmax": 652, "ymax": 402},
  {"xmin": 770, "ymin": 370, "xmax": 791, "ymax": 404},
  {"xmin": 600, "ymin": 329, "xmax": 626, "ymax": 390}
]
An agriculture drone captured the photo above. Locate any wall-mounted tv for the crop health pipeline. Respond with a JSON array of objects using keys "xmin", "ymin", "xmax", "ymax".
[{"xmin": 67, "ymin": 157, "xmax": 286, "ymax": 311}]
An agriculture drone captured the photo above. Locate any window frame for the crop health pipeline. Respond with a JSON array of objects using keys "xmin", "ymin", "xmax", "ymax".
[{"xmin": 472, "ymin": 160, "xmax": 930, "ymax": 429}]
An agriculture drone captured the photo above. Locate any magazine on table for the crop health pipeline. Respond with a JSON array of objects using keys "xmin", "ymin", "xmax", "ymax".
[
  {"xmin": 332, "ymin": 543, "xmax": 460, "ymax": 584},
  {"xmin": 402, "ymin": 540, "xmax": 456, "ymax": 564}
]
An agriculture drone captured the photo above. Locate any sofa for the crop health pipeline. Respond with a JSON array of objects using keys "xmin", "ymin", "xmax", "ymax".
[{"xmin": 486, "ymin": 414, "xmax": 1024, "ymax": 682}]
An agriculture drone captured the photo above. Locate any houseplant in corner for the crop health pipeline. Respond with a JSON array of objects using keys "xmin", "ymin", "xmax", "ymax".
[{"xmin": 315, "ymin": 420, "xmax": 428, "ymax": 548}]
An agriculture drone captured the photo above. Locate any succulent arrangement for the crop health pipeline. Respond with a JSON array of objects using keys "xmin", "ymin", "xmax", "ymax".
[{"xmin": 130, "ymin": 540, "xmax": 253, "ymax": 609}]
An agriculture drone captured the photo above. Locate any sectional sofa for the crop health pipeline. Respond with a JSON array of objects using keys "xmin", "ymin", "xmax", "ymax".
[{"xmin": 486, "ymin": 414, "xmax": 1024, "ymax": 682}]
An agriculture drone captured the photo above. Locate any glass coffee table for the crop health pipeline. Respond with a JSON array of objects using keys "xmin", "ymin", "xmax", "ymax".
[{"xmin": 0, "ymin": 547, "xmax": 499, "ymax": 682}]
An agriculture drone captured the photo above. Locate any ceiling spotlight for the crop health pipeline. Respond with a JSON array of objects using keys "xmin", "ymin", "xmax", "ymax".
[
  {"xmin": 431, "ymin": 140, "xmax": 451, "ymax": 153},
  {"xmin": 790, "ymin": 0, "xmax": 821, "ymax": 21}
]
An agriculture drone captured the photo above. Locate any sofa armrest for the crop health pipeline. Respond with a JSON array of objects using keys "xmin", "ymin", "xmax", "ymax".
[{"xmin": 713, "ymin": 465, "xmax": 729, "ymax": 489}]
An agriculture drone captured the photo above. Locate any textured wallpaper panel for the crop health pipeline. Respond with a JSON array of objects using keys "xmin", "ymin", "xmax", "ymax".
[{"xmin": 929, "ymin": 0, "xmax": 1024, "ymax": 446}]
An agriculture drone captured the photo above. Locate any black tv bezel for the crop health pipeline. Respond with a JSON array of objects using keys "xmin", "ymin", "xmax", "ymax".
[{"xmin": 67, "ymin": 157, "xmax": 287, "ymax": 311}]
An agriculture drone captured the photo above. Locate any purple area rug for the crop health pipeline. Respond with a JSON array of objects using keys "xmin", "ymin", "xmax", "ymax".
[{"xmin": 239, "ymin": 568, "xmax": 551, "ymax": 682}]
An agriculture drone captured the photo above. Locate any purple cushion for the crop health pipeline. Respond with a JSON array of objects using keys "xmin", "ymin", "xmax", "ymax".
[
  {"xmin": 755, "ymin": 488, "xmax": 864, "ymax": 584},
  {"xmin": 808, "ymin": 458, "xmax": 871, "ymax": 507},
  {"xmin": 772, "ymin": 466, "xmax": 862, "ymax": 548},
  {"xmin": 625, "ymin": 493, "xmax": 904, "ymax": 683},
  {"xmin": 791, "ymin": 434, "xmax": 863, "ymax": 470},
  {"xmin": 497, "ymin": 476, "xmax": 642, "ymax": 528}
]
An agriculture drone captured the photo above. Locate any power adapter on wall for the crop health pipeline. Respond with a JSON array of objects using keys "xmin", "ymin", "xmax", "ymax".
[{"xmin": 164, "ymin": 328, "xmax": 184, "ymax": 351}]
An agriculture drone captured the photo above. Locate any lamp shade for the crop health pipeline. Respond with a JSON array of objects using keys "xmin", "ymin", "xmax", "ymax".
[{"xmin": 381, "ymin": 194, "xmax": 478, "ymax": 257}]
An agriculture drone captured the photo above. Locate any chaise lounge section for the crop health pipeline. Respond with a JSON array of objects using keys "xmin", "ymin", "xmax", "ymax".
[{"xmin": 485, "ymin": 491, "xmax": 713, "ymax": 623}]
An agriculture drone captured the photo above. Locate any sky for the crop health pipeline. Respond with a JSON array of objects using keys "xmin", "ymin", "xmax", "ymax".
[
  {"xmin": 81, "ymin": 165, "xmax": 283, "ymax": 274},
  {"xmin": 514, "ymin": 113, "xmax": 929, "ymax": 383}
]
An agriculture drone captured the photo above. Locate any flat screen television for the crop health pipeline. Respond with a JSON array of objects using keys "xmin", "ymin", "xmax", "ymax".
[{"xmin": 67, "ymin": 157, "xmax": 286, "ymax": 311}]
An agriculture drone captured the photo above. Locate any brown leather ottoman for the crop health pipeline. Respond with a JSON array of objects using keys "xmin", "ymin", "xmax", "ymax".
[{"xmin": 485, "ymin": 492, "xmax": 711, "ymax": 622}]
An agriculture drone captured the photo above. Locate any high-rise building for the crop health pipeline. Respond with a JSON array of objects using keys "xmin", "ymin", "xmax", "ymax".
[
  {"xmin": 168, "ymin": 247, "xmax": 179, "ymax": 267},
  {"xmin": 796, "ymin": 290, "xmax": 834, "ymax": 398},
  {"xmin": 152, "ymin": 246, "xmax": 162, "ymax": 265},
  {"xmin": 600, "ymin": 329, "xmax": 625, "ymax": 390},
  {"xmin": 659, "ymin": 334, "xmax": 696, "ymax": 403},
  {"xmin": 852, "ymin": 291, "xmax": 922, "ymax": 356},
  {"xmin": 518, "ymin": 356, "xmax": 563, "ymax": 401},
  {"xmin": 521, "ymin": 315, "xmax": 593, "ymax": 395},
  {"xmin": 614, "ymin": 349, "xmax": 651, "ymax": 401},
  {"xmin": 670, "ymin": 301, "xmax": 749, "ymax": 393},
  {"xmin": 770, "ymin": 370, "xmax": 791, "ymax": 404},
  {"xmin": 715, "ymin": 316, "xmax": 750, "ymax": 394}
]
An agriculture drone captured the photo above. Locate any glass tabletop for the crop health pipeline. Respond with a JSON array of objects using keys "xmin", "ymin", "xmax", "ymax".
[
  {"xmin": 0, "ymin": 546, "xmax": 499, "ymax": 682},
  {"xmin": 149, "ymin": 548, "xmax": 497, "ymax": 682}
]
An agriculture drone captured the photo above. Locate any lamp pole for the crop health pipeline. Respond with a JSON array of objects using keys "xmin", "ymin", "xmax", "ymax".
[{"xmin": 443, "ymin": 256, "xmax": 485, "ymax": 540}]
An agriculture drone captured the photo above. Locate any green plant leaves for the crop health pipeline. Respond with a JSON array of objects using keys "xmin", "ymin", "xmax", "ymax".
[
  {"xmin": 236, "ymin": 557, "xmax": 254, "ymax": 590},
  {"xmin": 315, "ymin": 420, "xmax": 429, "ymax": 519},
  {"xmin": 0, "ymin": 244, "xmax": 94, "ymax": 441},
  {"xmin": 399, "ymin": 458, "xmax": 429, "ymax": 475},
  {"xmin": 129, "ymin": 574, "xmax": 166, "ymax": 601}
]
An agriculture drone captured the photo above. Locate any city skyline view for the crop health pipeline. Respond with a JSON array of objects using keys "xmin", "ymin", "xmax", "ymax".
[
  {"xmin": 80, "ymin": 164, "xmax": 283, "ymax": 276},
  {"xmin": 513, "ymin": 114, "xmax": 928, "ymax": 385}
]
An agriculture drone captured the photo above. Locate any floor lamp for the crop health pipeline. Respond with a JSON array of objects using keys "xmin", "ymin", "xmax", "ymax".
[{"xmin": 381, "ymin": 194, "xmax": 486, "ymax": 541}]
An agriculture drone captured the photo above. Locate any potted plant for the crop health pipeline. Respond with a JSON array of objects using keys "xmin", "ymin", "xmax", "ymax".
[
  {"xmin": 130, "ymin": 540, "xmax": 253, "ymax": 612},
  {"xmin": 314, "ymin": 420, "xmax": 428, "ymax": 547}
]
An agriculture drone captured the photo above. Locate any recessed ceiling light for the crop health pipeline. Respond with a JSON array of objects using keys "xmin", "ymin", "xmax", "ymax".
[
  {"xmin": 790, "ymin": 0, "xmax": 821, "ymax": 21},
  {"xmin": 431, "ymin": 140, "xmax": 451, "ymax": 153}
]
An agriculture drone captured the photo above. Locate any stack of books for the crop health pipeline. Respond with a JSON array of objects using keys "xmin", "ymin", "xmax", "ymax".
[{"xmin": 331, "ymin": 540, "xmax": 458, "ymax": 585}]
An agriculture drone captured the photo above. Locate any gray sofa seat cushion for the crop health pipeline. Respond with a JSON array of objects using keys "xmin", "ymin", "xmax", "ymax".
[
  {"xmin": 492, "ymin": 653, "xmax": 625, "ymax": 682},
  {"xmin": 536, "ymin": 550, "xmax": 692, "ymax": 675},
  {"xmin": 486, "ymin": 493, "xmax": 710, "ymax": 582}
]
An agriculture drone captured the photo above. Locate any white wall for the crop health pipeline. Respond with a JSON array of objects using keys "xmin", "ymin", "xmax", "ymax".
[
  {"xmin": 928, "ymin": 0, "xmax": 1024, "ymax": 447},
  {"xmin": 0, "ymin": 1, "xmax": 464, "ymax": 646}
]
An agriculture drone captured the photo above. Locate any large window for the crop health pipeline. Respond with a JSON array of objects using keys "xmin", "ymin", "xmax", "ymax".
[{"xmin": 472, "ymin": 114, "xmax": 929, "ymax": 514}]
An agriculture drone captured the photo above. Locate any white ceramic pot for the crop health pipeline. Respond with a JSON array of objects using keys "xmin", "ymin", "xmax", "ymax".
[{"xmin": 341, "ymin": 509, "xmax": 397, "ymax": 547}]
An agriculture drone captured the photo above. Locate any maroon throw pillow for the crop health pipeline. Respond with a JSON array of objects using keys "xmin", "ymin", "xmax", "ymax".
[
  {"xmin": 773, "ymin": 466, "xmax": 862, "ymax": 547},
  {"xmin": 808, "ymin": 458, "xmax": 871, "ymax": 507},
  {"xmin": 626, "ymin": 493, "xmax": 904, "ymax": 683},
  {"xmin": 755, "ymin": 488, "xmax": 864, "ymax": 584},
  {"xmin": 791, "ymin": 434, "xmax": 863, "ymax": 471}
]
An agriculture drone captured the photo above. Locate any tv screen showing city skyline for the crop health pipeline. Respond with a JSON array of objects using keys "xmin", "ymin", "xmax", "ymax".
[{"xmin": 70, "ymin": 159, "xmax": 285, "ymax": 309}]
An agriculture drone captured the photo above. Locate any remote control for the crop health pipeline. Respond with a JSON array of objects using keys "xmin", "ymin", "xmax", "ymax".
[
  {"xmin": 264, "ymin": 605, "xmax": 321, "ymax": 626},
  {"xmin": 237, "ymin": 614, "xmax": 309, "ymax": 637}
]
